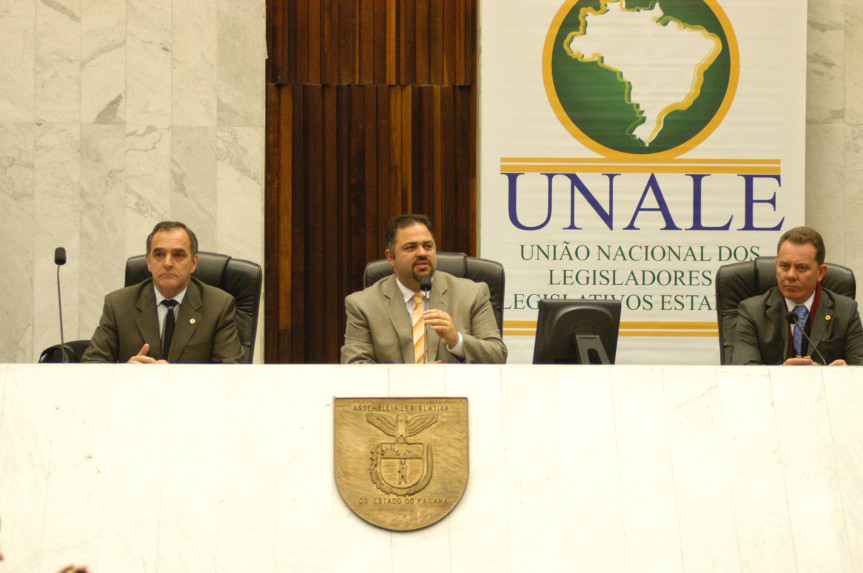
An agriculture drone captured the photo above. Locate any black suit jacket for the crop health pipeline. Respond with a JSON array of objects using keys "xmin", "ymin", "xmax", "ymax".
[
  {"xmin": 82, "ymin": 277, "xmax": 244, "ymax": 363},
  {"xmin": 732, "ymin": 286, "xmax": 863, "ymax": 365}
]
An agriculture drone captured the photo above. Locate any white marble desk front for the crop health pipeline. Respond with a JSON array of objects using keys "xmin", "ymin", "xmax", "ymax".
[{"xmin": 0, "ymin": 364, "xmax": 861, "ymax": 572}]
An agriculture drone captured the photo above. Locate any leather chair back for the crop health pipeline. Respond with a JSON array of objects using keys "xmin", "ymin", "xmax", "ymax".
[
  {"xmin": 363, "ymin": 252, "xmax": 505, "ymax": 331},
  {"xmin": 126, "ymin": 252, "xmax": 263, "ymax": 363},
  {"xmin": 38, "ymin": 340, "xmax": 93, "ymax": 363},
  {"xmin": 714, "ymin": 256, "xmax": 855, "ymax": 364}
]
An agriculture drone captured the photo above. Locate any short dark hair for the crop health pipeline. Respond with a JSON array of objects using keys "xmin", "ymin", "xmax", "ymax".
[
  {"xmin": 385, "ymin": 214, "xmax": 435, "ymax": 252},
  {"xmin": 146, "ymin": 221, "xmax": 199, "ymax": 256},
  {"xmin": 777, "ymin": 225, "xmax": 825, "ymax": 265}
]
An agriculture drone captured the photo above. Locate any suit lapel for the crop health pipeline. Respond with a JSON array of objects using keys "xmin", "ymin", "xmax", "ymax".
[
  {"xmin": 168, "ymin": 279, "xmax": 203, "ymax": 363},
  {"xmin": 808, "ymin": 288, "xmax": 834, "ymax": 356},
  {"xmin": 765, "ymin": 288, "xmax": 790, "ymax": 360},
  {"xmin": 428, "ymin": 273, "xmax": 450, "ymax": 362},
  {"xmin": 135, "ymin": 284, "xmax": 162, "ymax": 358},
  {"xmin": 382, "ymin": 276, "xmax": 415, "ymax": 363}
]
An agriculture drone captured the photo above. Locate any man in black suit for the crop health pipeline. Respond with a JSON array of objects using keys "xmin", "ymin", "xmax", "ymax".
[
  {"xmin": 732, "ymin": 226, "xmax": 863, "ymax": 365},
  {"xmin": 82, "ymin": 221, "xmax": 244, "ymax": 364}
]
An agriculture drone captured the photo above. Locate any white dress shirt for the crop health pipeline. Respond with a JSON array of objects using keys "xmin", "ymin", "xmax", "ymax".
[{"xmin": 394, "ymin": 276, "xmax": 465, "ymax": 358}]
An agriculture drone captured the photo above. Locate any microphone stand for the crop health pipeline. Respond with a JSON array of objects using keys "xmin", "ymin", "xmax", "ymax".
[
  {"xmin": 785, "ymin": 311, "xmax": 827, "ymax": 365},
  {"xmin": 423, "ymin": 313, "xmax": 429, "ymax": 364},
  {"xmin": 420, "ymin": 275, "xmax": 432, "ymax": 364},
  {"xmin": 56, "ymin": 251, "xmax": 67, "ymax": 363}
]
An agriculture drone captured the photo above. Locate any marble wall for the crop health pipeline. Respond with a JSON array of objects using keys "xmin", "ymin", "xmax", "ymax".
[
  {"xmin": 0, "ymin": 0, "xmax": 266, "ymax": 363},
  {"xmin": 807, "ymin": 0, "xmax": 863, "ymax": 283}
]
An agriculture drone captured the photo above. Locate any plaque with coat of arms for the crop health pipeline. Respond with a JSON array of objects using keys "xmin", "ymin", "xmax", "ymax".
[{"xmin": 334, "ymin": 397, "xmax": 468, "ymax": 531}]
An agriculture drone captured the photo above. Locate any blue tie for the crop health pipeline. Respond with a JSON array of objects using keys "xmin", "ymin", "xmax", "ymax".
[{"xmin": 792, "ymin": 304, "xmax": 808, "ymax": 356}]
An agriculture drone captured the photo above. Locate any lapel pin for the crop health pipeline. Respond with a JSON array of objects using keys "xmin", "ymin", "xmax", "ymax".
[
  {"xmin": 825, "ymin": 315, "xmax": 831, "ymax": 321},
  {"xmin": 190, "ymin": 318, "xmax": 196, "ymax": 324}
]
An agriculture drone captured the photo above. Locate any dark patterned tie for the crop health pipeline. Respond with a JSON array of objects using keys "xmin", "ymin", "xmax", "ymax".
[
  {"xmin": 792, "ymin": 304, "xmax": 808, "ymax": 356},
  {"xmin": 162, "ymin": 299, "xmax": 179, "ymax": 358}
]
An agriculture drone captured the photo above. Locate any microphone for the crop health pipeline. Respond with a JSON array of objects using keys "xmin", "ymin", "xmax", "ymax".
[
  {"xmin": 420, "ymin": 275, "xmax": 432, "ymax": 363},
  {"xmin": 419, "ymin": 274, "xmax": 432, "ymax": 292},
  {"xmin": 785, "ymin": 311, "xmax": 827, "ymax": 365},
  {"xmin": 55, "ymin": 247, "xmax": 68, "ymax": 363}
]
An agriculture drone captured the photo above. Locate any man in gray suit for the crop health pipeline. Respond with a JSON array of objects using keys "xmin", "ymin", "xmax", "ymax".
[
  {"xmin": 82, "ymin": 221, "xmax": 244, "ymax": 364},
  {"xmin": 341, "ymin": 214, "xmax": 506, "ymax": 364},
  {"xmin": 732, "ymin": 226, "xmax": 863, "ymax": 365}
]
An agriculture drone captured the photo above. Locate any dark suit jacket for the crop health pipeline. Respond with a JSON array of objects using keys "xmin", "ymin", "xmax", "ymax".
[
  {"xmin": 341, "ymin": 271, "xmax": 507, "ymax": 364},
  {"xmin": 82, "ymin": 277, "xmax": 244, "ymax": 363},
  {"xmin": 732, "ymin": 286, "xmax": 863, "ymax": 365}
]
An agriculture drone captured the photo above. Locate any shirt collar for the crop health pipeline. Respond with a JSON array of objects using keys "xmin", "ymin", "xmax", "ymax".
[
  {"xmin": 395, "ymin": 275, "xmax": 431, "ymax": 304},
  {"xmin": 154, "ymin": 285, "xmax": 188, "ymax": 306},
  {"xmin": 784, "ymin": 289, "xmax": 815, "ymax": 313}
]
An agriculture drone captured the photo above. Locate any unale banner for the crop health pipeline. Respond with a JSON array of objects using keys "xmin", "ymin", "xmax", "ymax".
[{"xmin": 480, "ymin": 0, "xmax": 806, "ymax": 363}]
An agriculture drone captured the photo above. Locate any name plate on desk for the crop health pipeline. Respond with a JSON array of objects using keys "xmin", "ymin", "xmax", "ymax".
[{"xmin": 334, "ymin": 397, "xmax": 469, "ymax": 531}]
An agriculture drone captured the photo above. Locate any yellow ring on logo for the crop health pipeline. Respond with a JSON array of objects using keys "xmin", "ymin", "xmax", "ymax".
[{"xmin": 542, "ymin": 0, "xmax": 740, "ymax": 160}]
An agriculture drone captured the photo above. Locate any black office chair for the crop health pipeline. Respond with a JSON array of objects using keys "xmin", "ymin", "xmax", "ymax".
[
  {"xmin": 125, "ymin": 252, "xmax": 263, "ymax": 363},
  {"xmin": 714, "ymin": 256, "xmax": 856, "ymax": 365},
  {"xmin": 38, "ymin": 340, "xmax": 92, "ymax": 363},
  {"xmin": 363, "ymin": 252, "xmax": 505, "ymax": 331}
]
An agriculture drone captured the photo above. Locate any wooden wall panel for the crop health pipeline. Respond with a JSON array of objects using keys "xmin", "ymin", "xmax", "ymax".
[
  {"xmin": 266, "ymin": 0, "xmax": 477, "ymax": 363},
  {"xmin": 338, "ymin": 0, "xmax": 356, "ymax": 84},
  {"xmin": 399, "ymin": 1, "xmax": 416, "ymax": 84}
]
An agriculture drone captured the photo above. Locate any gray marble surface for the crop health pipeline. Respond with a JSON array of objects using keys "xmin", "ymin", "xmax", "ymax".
[
  {"xmin": 0, "ymin": 0, "xmax": 265, "ymax": 363},
  {"xmin": 806, "ymin": 0, "xmax": 862, "ymax": 282}
]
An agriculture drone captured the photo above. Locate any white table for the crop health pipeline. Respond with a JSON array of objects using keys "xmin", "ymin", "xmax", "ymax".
[{"xmin": 1, "ymin": 364, "xmax": 861, "ymax": 572}]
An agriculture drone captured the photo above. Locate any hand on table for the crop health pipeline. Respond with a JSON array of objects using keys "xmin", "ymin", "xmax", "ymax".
[{"xmin": 127, "ymin": 343, "xmax": 168, "ymax": 364}]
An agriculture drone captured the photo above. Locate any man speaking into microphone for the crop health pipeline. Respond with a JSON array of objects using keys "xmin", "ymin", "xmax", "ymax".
[
  {"xmin": 732, "ymin": 226, "xmax": 863, "ymax": 365},
  {"xmin": 341, "ymin": 214, "xmax": 506, "ymax": 364}
]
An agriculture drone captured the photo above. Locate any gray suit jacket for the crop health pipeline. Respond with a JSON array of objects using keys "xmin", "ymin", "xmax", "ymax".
[
  {"xmin": 732, "ymin": 286, "xmax": 863, "ymax": 365},
  {"xmin": 341, "ymin": 271, "xmax": 507, "ymax": 364},
  {"xmin": 82, "ymin": 277, "xmax": 244, "ymax": 363}
]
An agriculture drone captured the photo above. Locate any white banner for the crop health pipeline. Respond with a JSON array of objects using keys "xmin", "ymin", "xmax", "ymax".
[{"xmin": 480, "ymin": 0, "xmax": 807, "ymax": 364}]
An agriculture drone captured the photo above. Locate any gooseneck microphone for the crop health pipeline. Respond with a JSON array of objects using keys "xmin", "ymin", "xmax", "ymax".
[
  {"xmin": 420, "ymin": 274, "xmax": 432, "ymax": 364},
  {"xmin": 785, "ymin": 311, "xmax": 827, "ymax": 365},
  {"xmin": 55, "ymin": 247, "xmax": 68, "ymax": 363}
]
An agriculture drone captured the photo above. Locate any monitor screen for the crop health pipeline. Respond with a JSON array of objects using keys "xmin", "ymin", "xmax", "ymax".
[{"xmin": 532, "ymin": 300, "xmax": 622, "ymax": 364}]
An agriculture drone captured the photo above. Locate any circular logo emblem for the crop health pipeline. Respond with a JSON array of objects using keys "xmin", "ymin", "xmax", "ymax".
[{"xmin": 543, "ymin": 0, "xmax": 739, "ymax": 158}]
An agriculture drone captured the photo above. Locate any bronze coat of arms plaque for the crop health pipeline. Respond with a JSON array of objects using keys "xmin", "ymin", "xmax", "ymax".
[{"xmin": 334, "ymin": 397, "xmax": 469, "ymax": 531}]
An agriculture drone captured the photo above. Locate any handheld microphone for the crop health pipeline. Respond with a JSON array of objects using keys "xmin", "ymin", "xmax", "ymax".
[
  {"xmin": 55, "ymin": 247, "xmax": 68, "ymax": 363},
  {"xmin": 785, "ymin": 311, "xmax": 827, "ymax": 365},
  {"xmin": 420, "ymin": 274, "xmax": 432, "ymax": 364},
  {"xmin": 419, "ymin": 274, "xmax": 432, "ymax": 292}
]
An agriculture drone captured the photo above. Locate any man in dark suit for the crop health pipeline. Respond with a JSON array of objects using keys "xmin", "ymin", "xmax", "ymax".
[
  {"xmin": 82, "ymin": 221, "xmax": 244, "ymax": 364},
  {"xmin": 341, "ymin": 214, "xmax": 506, "ymax": 364},
  {"xmin": 732, "ymin": 226, "xmax": 863, "ymax": 365}
]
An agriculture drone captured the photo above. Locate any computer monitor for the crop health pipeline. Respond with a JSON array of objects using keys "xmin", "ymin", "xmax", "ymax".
[{"xmin": 532, "ymin": 300, "xmax": 622, "ymax": 364}]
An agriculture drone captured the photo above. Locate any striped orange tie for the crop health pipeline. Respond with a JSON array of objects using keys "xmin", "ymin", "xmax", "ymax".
[{"xmin": 412, "ymin": 293, "xmax": 425, "ymax": 363}]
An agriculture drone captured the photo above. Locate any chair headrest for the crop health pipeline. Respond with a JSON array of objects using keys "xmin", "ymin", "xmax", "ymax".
[{"xmin": 363, "ymin": 252, "xmax": 470, "ymax": 287}]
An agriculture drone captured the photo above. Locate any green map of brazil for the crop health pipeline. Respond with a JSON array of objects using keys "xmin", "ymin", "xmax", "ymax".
[{"xmin": 545, "ymin": 0, "xmax": 737, "ymax": 156}]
